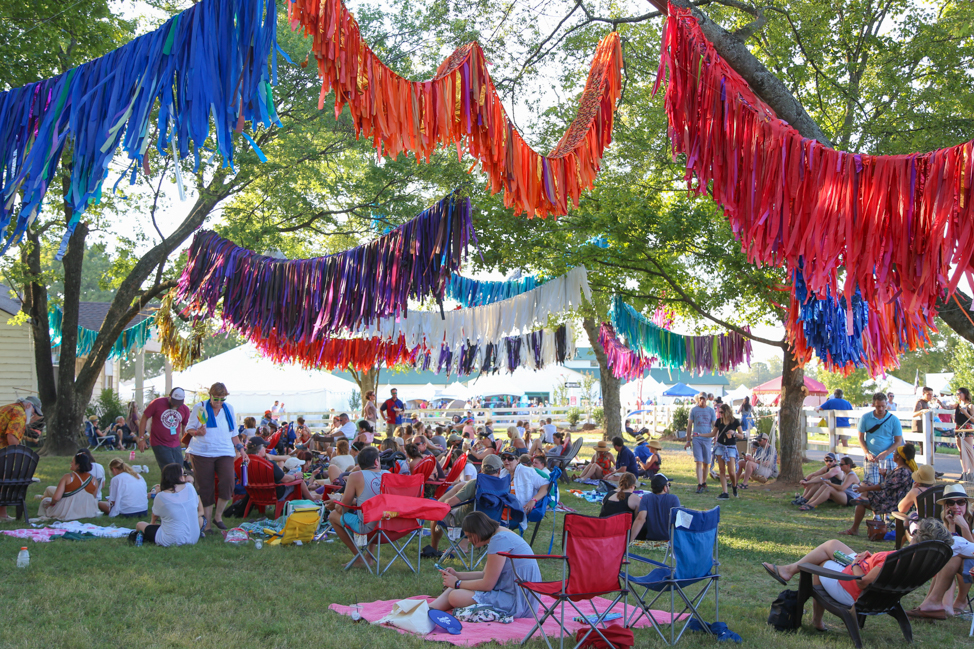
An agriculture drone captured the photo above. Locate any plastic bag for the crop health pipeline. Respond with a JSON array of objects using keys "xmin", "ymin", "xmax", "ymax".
[
  {"xmin": 376, "ymin": 599, "xmax": 435, "ymax": 635},
  {"xmin": 224, "ymin": 527, "xmax": 249, "ymax": 544}
]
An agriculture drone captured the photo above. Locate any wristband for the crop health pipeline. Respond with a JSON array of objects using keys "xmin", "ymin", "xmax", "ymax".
[{"xmin": 455, "ymin": 579, "xmax": 462, "ymax": 589}]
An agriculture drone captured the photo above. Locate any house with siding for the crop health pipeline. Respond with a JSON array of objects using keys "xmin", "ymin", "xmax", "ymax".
[{"xmin": 0, "ymin": 288, "xmax": 38, "ymax": 404}]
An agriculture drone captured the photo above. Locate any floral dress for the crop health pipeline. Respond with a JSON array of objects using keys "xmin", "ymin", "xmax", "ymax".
[
  {"xmin": 861, "ymin": 466, "xmax": 913, "ymax": 515},
  {"xmin": 595, "ymin": 451, "xmax": 614, "ymax": 474}
]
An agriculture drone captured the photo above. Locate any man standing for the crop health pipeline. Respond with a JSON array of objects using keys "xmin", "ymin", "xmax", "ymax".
[
  {"xmin": 912, "ymin": 386, "xmax": 941, "ymax": 434},
  {"xmin": 858, "ymin": 392, "xmax": 903, "ymax": 485},
  {"xmin": 0, "ymin": 396, "xmax": 41, "ymax": 520},
  {"xmin": 138, "ymin": 388, "xmax": 190, "ymax": 473},
  {"xmin": 684, "ymin": 393, "xmax": 716, "ymax": 493},
  {"xmin": 541, "ymin": 418, "xmax": 558, "ymax": 444},
  {"xmin": 817, "ymin": 389, "xmax": 854, "ymax": 446},
  {"xmin": 270, "ymin": 400, "xmax": 281, "ymax": 423},
  {"xmin": 630, "ymin": 474, "xmax": 681, "ymax": 541},
  {"xmin": 737, "ymin": 433, "xmax": 778, "ymax": 488},
  {"xmin": 380, "ymin": 389, "xmax": 404, "ymax": 436}
]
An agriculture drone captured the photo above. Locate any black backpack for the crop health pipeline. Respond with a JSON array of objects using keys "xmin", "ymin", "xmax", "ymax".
[
  {"xmin": 379, "ymin": 450, "xmax": 407, "ymax": 471},
  {"xmin": 767, "ymin": 589, "xmax": 800, "ymax": 632}
]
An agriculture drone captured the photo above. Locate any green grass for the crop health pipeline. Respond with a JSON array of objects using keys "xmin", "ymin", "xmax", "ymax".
[{"xmin": 0, "ymin": 443, "xmax": 971, "ymax": 649}]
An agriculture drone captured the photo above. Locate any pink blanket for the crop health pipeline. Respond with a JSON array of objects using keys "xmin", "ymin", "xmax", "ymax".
[
  {"xmin": 1, "ymin": 528, "xmax": 67, "ymax": 543},
  {"xmin": 329, "ymin": 596, "xmax": 685, "ymax": 647}
]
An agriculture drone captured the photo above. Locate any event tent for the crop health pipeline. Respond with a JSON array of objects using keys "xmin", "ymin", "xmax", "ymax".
[
  {"xmin": 465, "ymin": 365, "xmax": 594, "ymax": 401},
  {"xmin": 124, "ymin": 344, "xmax": 357, "ymax": 415},
  {"xmin": 726, "ymin": 384, "xmax": 752, "ymax": 405},
  {"xmin": 752, "ymin": 375, "xmax": 828, "ymax": 407},
  {"xmin": 662, "ymin": 382, "xmax": 698, "ymax": 397}
]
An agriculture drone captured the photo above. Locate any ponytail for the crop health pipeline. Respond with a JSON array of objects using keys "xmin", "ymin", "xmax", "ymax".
[{"xmin": 109, "ymin": 457, "xmax": 140, "ymax": 479}]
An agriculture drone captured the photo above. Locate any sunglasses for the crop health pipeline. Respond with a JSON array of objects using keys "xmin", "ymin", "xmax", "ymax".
[
  {"xmin": 824, "ymin": 459, "xmax": 835, "ymax": 463},
  {"xmin": 943, "ymin": 499, "xmax": 968, "ymax": 507},
  {"xmin": 211, "ymin": 396, "xmax": 228, "ymax": 402}
]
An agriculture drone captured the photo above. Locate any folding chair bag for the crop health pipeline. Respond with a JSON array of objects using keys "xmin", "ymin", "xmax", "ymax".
[{"xmin": 281, "ymin": 500, "xmax": 324, "ymax": 545}]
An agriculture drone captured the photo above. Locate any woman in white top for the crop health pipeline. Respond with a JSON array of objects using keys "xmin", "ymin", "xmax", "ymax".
[
  {"xmin": 132, "ymin": 463, "xmax": 203, "ymax": 546},
  {"xmin": 328, "ymin": 439, "xmax": 356, "ymax": 481},
  {"xmin": 185, "ymin": 382, "xmax": 236, "ymax": 532},
  {"xmin": 98, "ymin": 458, "xmax": 149, "ymax": 517}
]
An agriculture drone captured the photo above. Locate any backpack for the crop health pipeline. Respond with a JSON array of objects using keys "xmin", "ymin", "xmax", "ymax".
[
  {"xmin": 768, "ymin": 589, "xmax": 800, "ymax": 632},
  {"xmin": 380, "ymin": 450, "xmax": 407, "ymax": 471},
  {"xmin": 279, "ymin": 500, "xmax": 324, "ymax": 545}
]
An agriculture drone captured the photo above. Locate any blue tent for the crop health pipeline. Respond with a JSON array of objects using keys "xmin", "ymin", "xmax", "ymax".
[{"xmin": 662, "ymin": 382, "xmax": 698, "ymax": 397}]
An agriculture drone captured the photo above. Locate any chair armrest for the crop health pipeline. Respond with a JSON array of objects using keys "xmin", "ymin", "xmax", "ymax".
[
  {"xmin": 889, "ymin": 511, "xmax": 912, "ymax": 522},
  {"xmin": 798, "ymin": 563, "xmax": 856, "ymax": 581},
  {"xmin": 626, "ymin": 553, "xmax": 668, "ymax": 568},
  {"xmin": 451, "ymin": 498, "xmax": 474, "ymax": 509},
  {"xmin": 498, "ymin": 552, "xmax": 566, "ymax": 561}
]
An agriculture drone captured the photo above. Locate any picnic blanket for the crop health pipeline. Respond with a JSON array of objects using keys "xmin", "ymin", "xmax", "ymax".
[
  {"xmin": 330, "ymin": 596, "xmax": 686, "ymax": 646},
  {"xmin": 2, "ymin": 521, "xmax": 133, "ymax": 542}
]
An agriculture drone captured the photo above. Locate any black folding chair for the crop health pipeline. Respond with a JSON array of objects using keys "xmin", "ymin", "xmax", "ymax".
[{"xmin": 0, "ymin": 446, "xmax": 40, "ymax": 524}]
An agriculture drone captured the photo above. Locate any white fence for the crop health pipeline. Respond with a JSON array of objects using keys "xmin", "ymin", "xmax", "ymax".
[{"xmin": 236, "ymin": 406, "xmax": 579, "ymax": 431}]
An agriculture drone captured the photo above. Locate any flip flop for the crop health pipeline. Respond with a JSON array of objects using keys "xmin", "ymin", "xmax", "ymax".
[
  {"xmin": 762, "ymin": 562, "xmax": 788, "ymax": 586},
  {"xmin": 906, "ymin": 608, "xmax": 947, "ymax": 620}
]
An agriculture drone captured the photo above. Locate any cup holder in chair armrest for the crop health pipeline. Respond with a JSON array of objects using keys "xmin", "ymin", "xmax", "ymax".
[
  {"xmin": 889, "ymin": 512, "xmax": 913, "ymax": 522},
  {"xmin": 30, "ymin": 477, "xmax": 40, "ymax": 482},
  {"xmin": 798, "ymin": 563, "xmax": 857, "ymax": 580}
]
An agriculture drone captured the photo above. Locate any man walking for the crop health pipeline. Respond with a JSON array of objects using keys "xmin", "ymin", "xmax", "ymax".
[
  {"xmin": 858, "ymin": 392, "xmax": 903, "ymax": 484},
  {"xmin": 684, "ymin": 393, "xmax": 716, "ymax": 493},
  {"xmin": 138, "ymin": 388, "xmax": 190, "ymax": 473},
  {"xmin": 380, "ymin": 389, "xmax": 404, "ymax": 436}
]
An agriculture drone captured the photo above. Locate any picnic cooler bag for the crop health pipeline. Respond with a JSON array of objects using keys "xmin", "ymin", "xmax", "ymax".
[{"xmin": 281, "ymin": 500, "xmax": 324, "ymax": 545}]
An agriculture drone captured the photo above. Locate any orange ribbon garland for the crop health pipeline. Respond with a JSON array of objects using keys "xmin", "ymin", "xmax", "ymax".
[{"xmin": 288, "ymin": 0, "xmax": 623, "ymax": 217}]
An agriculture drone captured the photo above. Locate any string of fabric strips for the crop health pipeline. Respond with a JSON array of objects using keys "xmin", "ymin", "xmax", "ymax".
[
  {"xmin": 787, "ymin": 267, "xmax": 935, "ymax": 376},
  {"xmin": 0, "ymin": 0, "xmax": 280, "ymax": 258},
  {"xmin": 599, "ymin": 323, "xmax": 657, "ymax": 381},
  {"xmin": 446, "ymin": 273, "xmax": 547, "ymax": 307},
  {"xmin": 608, "ymin": 296, "xmax": 752, "ymax": 375},
  {"xmin": 287, "ymin": 0, "xmax": 623, "ymax": 218},
  {"xmin": 49, "ymin": 308, "xmax": 154, "ymax": 360},
  {"xmin": 175, "ymin": 194, "xmax": 473, "ymax": 341},
  {"xmin": 155, "ymin": 292, "xmax": 210, "ymax": 372},
  {"xmin": 656, "ymin": 2, "xmax": 974, "ymax": 319}
]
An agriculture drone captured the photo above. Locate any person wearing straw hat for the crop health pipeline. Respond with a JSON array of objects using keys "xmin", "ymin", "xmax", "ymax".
[
  {"xmin": 573, "ymin": 440, "xmax": 615, "ymax": 482},
  {"xmin": 907, "ymin": 483, "xmax": 974, "ymax": 619},
  {"xmin": 637, "ymin": 439, "xmax": 663, "ymax": 477},
  {"xmin": 896, "ymin": 464, "xmax": 939, "ymax": 516}
]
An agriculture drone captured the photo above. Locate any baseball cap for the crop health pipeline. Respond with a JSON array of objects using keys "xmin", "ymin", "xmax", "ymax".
[
  {"xmin": 22, "ymin": 395, "xmax": 42, "ymax": 416},
  {"xmin": 650, "ymin": 474, "xmax": 671, "ymax": 493},
  {"xmin": 756, "ymin": 432, "xmax": 769, "ymax": 441},
  {"xmin": 482, "ymin": 455, "xmax": 504, "ymax": 473},
  {"xmin": 170, "ymin": 387, "xmax": 186, "ymax": 401},
  {"xmin": 246, "ymin": 437, "xmax": 268, "ymax": 452},
  {"xmin": 447, "ymin": 433, "xmax": 463, "ymax": 444},
  {"xmin": 824, "ymin": 451, "xmax": 837, "ymax": 461},
  {"xmin": 283, "ymin": 457, "xmax": 304, "ymax": 471}
]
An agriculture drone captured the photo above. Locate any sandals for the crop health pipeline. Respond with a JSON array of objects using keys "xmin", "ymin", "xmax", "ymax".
[
  {"xmin": 905, "ymin": 608, "xmax": 947, "ymax": 620},
  {"xmin": 798, "ymin": 504, "xmax": 816, "ymax": 511},
  {"xmin": 762, "ymin": 562, "xmax": 788, "ymax": 586}
]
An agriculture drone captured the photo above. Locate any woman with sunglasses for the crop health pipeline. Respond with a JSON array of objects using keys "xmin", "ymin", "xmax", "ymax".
[
  {"xmin": 792, "ymin": 453, "xmax": 842, "ymax": 506},
  {"xmin": 841, "ymin": 444, "xmax": 916, "ymax": 537},
  {"xmin": 185, "ymin": 382, "xmax": 236, "ymax": 532},
  {"xmin": 908, "ymin": 484, "xmax": 974, "ymax": 619},
  {"xmin": 798, "ymin": 456, "xmax": 861, "ymax": 511}
]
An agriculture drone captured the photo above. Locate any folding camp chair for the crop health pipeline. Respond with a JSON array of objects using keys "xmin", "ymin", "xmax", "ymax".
[
  {"xmin": 625, "ymin": 506, "xmax": 721, "ymax": 645},
  {"xmin": 430, "ymin": 453, "xmax": 468, "ymax": 499},
  {"xmin": 342, "ymin": 473, "xmax": 426, "ymax": 576},
  {"xmin": 525, "ymin": 468, "xmax": 562, "ymax": 549},
  {"xmin": 242, "ymin": 456, "xmax": 303, "ymax": 519},
  {"xmin": 502, "ymin": 512, "xmax": 631, "ymax": 649},
  {"xmin": 0, "ymin": 446, "xmax": 39, "ymax": 524},
  {"xmin": 438, "ymin": 473, "xmax": 523, "ymax": 569},
  {"xmin": 548, "ymin": 438, "xmax": 583, "ymax": 484}
]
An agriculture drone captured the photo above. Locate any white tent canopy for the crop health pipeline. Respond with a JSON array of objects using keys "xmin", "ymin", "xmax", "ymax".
[
  {"xmin": 121, "ymin": 344, "xmax": 357, "ymax": 416},
  {"xmin": 863, "ymin": 374, "xmax": 918, "ymax": 408},
  {"xmin": 726, "ymin": 384, "xmax": 752, "ymax": 403},
  {"xmin": 620, "ymin": 376, "xmax": 663, "ymax": 410}
]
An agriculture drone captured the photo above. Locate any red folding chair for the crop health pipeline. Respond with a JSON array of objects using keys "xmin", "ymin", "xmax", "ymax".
[
  {"xmin": 341, "ymin": 473, "xmax": 427, "ymax": 575},
  {"xmin": 414, "ymin": 456, "xmax": 437, "ymax": 482},
  {"xmin": 430, "ymin": 453, "xmax": 468, "ymax": 499},
  {"xmin": 242, "ymin": 456, "xmax": 303, "ymax": 519},
  {"xmin": 501, "ymin": 512, "xmax": 632, "ymax": 649}
]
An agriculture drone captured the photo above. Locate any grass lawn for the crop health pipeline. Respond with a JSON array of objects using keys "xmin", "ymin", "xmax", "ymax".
[{"xmin": 1, "ymin": 440, "xmax": 971, "ymax": 649}]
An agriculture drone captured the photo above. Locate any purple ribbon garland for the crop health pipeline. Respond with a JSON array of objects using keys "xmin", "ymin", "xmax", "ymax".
[{"xmin": 175, "ymin": 194, "xmax": 472, "ymax": 342}]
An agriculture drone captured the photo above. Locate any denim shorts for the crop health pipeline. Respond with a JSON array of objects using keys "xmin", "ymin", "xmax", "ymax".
[{"xmin": 714, "ymin": 444, "xmax": 739, "ymax": 461}]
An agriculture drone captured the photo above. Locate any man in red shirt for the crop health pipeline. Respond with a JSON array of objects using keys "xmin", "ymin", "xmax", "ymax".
[
  {"xmin": 379, "ymin": 389, "xmax": 404, "ymax": 437},
  {"xmin": 138, "ymin": 387, "xmax": 190, "ymax": 472}
]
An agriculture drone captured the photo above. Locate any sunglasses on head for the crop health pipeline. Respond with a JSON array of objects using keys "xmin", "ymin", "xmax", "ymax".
[{"xmin": 943, "ymin": 499, "xmax": 968, "ymax": 507}]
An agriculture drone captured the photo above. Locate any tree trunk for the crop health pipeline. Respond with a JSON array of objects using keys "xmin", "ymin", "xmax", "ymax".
[
  {"xmin": 777, "ymin": 346, "xmax": 806, "ymax": 482},
  {"xmin": 21, "ymin": 228, "xmax": 57, "ymax": 413},
  {"xmin": 347, "ymin": 366, "xmax": 380, "ymax": 409},
  {"xmin": 582, "ymin": 317, "xmax": 621, "ymax": 441}
]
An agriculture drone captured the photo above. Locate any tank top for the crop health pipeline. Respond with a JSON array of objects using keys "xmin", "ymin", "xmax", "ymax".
[
  {"xmin": 599, "ymin": 492, "xmax": 636, "ymax": 518},
  {"xmin": 355, "ymin": 469, "xmax": 387, "ymax": 506}
]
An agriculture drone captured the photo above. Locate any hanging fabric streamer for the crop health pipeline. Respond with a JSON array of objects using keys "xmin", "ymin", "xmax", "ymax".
[
  {"xmin": 787, "ymin": 267, "xmax": 935, "ymax": 376},
  {"xmin": 608, "ymin": 296, "xmax": 752, "ymax": 375},
  {"xmin": 446, "ymin": 274, "xmax": 547, "ymax": 307},
  {"xmin": 155, "ymin": 291, "xmax": 210, "ymax": 372},
  {"xmin": 287, "ymin": 0, "xmax": 623, "ymax": 218},
  {"xmin": 49, "ymin": 308, "xmax": 154, "ymax": 360},
  {"xmin": 175, "ymin": 194, "xmax": 473, "ymax": 342},
  {"xmin": 599, "ymin": 323, "xmax": 657, "ymax": 381},
  {"xmin": 0, "ymin": 0, "xmax": 280, "ymax": 258},
  {"xmin": 656, "ymin": 2, "xmax": 974, "ymax": 319}
]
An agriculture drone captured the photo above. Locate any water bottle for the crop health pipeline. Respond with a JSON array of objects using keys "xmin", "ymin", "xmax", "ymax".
[
  {"xmin": 135, "ymin": 532, "xmax": 144, "ymax": 547},
  {"xmin": 254, "ymin": 539, "xmax": 263, "ymax": 550},
  {"xmin": 16, "ymin": 547, "xmax": 29, "ymax": 568},
  {"xmin": 832, "ymin": 550, "xmax": 855, "ymax": 566},
  {"xmin": 129, "ymin": 451, "xmax": 136, "ymax": 461}
]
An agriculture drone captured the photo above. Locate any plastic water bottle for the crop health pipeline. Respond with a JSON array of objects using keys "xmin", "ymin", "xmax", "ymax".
[
  {"xmin": 254, "ymin": 539, "xmax": 263, "ymax": 550},
  {"xmin": 135, "ymin": 532, "xmax": 144, "ymax": 547},
  {"xmin": 16, "ymin": 547, "xmax": 29, "ymax": 568},
  {"xmin": 129, "ymin": 451, "xmax": 136, "ymax": 461},
  {"xmin": 832, "ymin": 551, "xmax": 855, "ymax": 566}
]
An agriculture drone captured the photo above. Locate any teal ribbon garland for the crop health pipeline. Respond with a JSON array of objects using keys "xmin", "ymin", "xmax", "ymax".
[
  {"xmin": 446, "ymin": 274, "xmax": 547, "ymax": 307},
  {"xmin": 49, "ymin": 308, "xmax": 154, "ymax": 360}
]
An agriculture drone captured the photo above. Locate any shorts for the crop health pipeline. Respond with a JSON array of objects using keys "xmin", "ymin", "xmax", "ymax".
[
  {"xmin": 819, "ymin": 560, "xmax": 855, "ymax": 606},
  {"xmin": 341, "ymin": 512, "xmax": 367, "ymax": 535},
  {"xmin": 151, "ymin": 445, "xmax": 184, "ymax": 472},
  {"xmin": 862, "ymin": 456, "xmax": 897, "ymax": 485},
  {"xmin": 691, "ymin": 437, "xmax": 711, "ymax": 464},
  {"xmin": 964, "ymin": 558, "xmax": 974, "ymax": 584},
  {"xmin": 386, "ymin": 423, "xmax": 397, "ymax": 436},
  {"xmin": 128, "ymin": 525, "xmax": 160, "ymax": 545},
  {"xmin": 714, "ymin": 444, "xmax": 739, "ymax": 461}
]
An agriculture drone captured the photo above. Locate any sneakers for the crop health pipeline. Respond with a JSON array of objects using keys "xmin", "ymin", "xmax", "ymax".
[
  {"xmin": 717, "ymin": 492, "xmax": 730, "ymax": 500},
  {"xmin": 732, "ymin": 486, "xmax": 738, "ymax": 498},
  {"xmin": 696, "ymin": 485, "xmax": 704, "ymax": 494},
  {"xmin": 791, "ymin": 495, "xmax": 807, "ymax": 506}
]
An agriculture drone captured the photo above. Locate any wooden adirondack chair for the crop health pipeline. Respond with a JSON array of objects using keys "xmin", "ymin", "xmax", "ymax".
[
  {"xmin": 242, "ymin": 456, "xmax": 302, "ymax": 519},
  {"xmin": 0, "ymin": 446, "xmax": 39, "ymax": 524},
  {"xmin": 890, "ymin": 485, "xmax": 945, "ymax": 549}
]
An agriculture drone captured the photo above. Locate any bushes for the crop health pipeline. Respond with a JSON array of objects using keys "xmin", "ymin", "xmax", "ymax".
[
  {"xmin": 86, "ymin": 389, "xmax": 126, "ymax": 428},
  {"xmin": 592, "ymin": 406, "xmax": 605, "ymax": 427},
  {"xmin": 566, "ymin": 407, "xmax": 582, "ymax": 428},
  {"xmin": 671, "ymin": 405, "xmax": 690, "ymax": 434}
]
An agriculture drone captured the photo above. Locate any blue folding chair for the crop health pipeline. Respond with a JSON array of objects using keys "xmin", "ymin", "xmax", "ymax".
[
  {"xmin": 624, "ymin": 506, "xmax": 720, "ymax": 645},
  {"xmin": 437, "ymin": 473, "xmax": 523, "ymax": 569},
  {"xmin": 524, "ymin": 467, "xmax": 562, "ymax": 552}
]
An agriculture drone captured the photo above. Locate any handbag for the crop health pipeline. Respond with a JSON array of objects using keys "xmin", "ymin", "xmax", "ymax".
[
  {"xmin": 866, "ymin": 518, "xmax": 888, "ymax": 541},
  {"xmin": 376, "ymin": 599, "xmax": 435, "ymax": 635}
]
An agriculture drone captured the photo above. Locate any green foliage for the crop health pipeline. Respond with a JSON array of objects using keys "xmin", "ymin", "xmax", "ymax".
[
  {"xmin": 566, "ymin": 407, "xmax": 582, "ymax": 428},
  {"xmin": 592, "ymin": 406, "xmax": 605, "ymax": 427},
  {"xmin": 727, "ymin": 357, "xmax": 783, "ymax": 389},
  {"xmin": 348, "ymin": 390, "xmax": 362, "ymax": 413},
  {"xmin": 812, "ymin": 367, "xmax": 871, "ymax": 407},
  {"xmin": 949, "ymin": 342, "xmax": 974, "ymax": 394},
  {"xmin": 86, "ymin": 389, "xmax": 126, "ymax": 429},
  {"xmin": 671, "ymin": 405, "xmax": 690, "ymax": 433}
]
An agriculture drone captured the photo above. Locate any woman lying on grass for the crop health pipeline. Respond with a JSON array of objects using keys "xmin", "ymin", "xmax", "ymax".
[
  {"xmin": 430, "ymin": 512, "xmax": 542, "ymax": 619},
  {"xmin": 761, "ymin": 518, "xmax": 952, "ymax": 630}
]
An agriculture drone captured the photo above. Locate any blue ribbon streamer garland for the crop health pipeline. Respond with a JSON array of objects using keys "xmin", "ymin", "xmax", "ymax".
[
  {"xmin": 0, "ymin": 0, "xmax": 281, "ymax": 259},
  {"xmin": 445, "ymin": 274, "xmax": 546, "ymax": 307},
  {"xmin": 792, "ymin": 268, "xmax": 870, "ymax": 370},
  {"xmin": 49, "ymin": 308, "xmax": 155, "ymax": 360}
]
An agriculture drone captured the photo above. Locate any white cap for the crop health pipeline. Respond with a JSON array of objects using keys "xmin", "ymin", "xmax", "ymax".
[
  {"xmin": 283, "ymin": 457, "xmax": 304, "ymax": 471},
  {"xmin": 170, "ymin": 388, "xmax": 186, "ymax": 401}
]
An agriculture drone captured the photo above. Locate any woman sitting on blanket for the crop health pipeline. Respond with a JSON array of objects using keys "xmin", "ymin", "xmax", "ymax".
[
  {"xmin": 573, "ymin": 441, "xmax": 615, "ymax": 482},
  {"xmin": 761, "ymin": 518, "xmax": 952, "ymax": 631},
  {"xmin": 37, "ymin": 451, "xmax": 100, "ymax": 521},
  {"xmin": 430, "ymin": 512, "xmax": 542, "ymax": 619},
  {"xmin": 131, "ymin": 463, "xmax": 204, "ymax": 546}
]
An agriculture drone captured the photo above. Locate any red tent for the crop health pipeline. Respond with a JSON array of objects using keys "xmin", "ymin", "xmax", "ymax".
[{"xmin": 752, "ymin": 376, "xmax": 828, "ymax": 406}]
